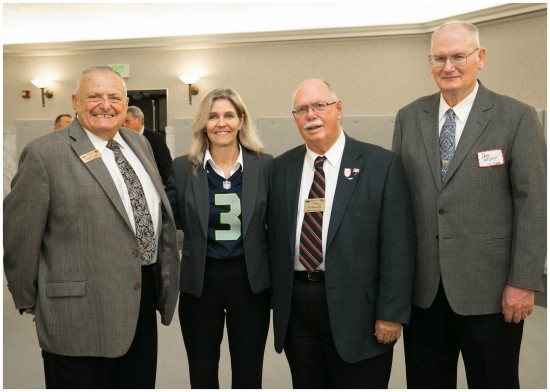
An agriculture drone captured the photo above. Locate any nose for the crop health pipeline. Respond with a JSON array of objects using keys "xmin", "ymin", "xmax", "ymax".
[
  {"xmin": 98, "ymin": 96, "xmax": 111, "ymax": 108},
  {"xmin": 305, "ymin": 106, "xmax": 318, "ymax": 120},
  {"xmin": 443, "ymin": 58, "xmax": 456, "ymax": 71}
]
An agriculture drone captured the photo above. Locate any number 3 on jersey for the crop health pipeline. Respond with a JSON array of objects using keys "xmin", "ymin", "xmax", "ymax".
[{"xmin": 214, "ymin": 193, "xmax": 242, "ymax": 241}]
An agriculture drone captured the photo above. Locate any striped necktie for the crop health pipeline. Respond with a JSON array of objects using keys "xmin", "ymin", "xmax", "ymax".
[{"xmin": 298, "ymin": 156, "xmax": 326, "ymax": 271}]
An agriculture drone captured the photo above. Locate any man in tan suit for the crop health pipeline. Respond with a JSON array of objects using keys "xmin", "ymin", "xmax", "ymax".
[
  {"xmin": 392, "ymin": 21, "xmax": 546, "ymax": 388},
  {"xmin": 4, "ymin": 66, "xmax": 179, "ymax": 388}
]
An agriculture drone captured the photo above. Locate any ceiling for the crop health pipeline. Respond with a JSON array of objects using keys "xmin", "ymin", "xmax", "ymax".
[{"xmin": 4, "ymin": 2, "xmax": 507, "ymax": 45}]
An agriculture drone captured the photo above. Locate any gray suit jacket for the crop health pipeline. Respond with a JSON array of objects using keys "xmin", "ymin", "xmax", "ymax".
[
  {"xmin": 165, "ymin": 148, "xmax": 272, "ymax": 296},
  {"xmin": 4, "ymin": 121, "xmax": 180, "ymax": 358},
  {"xmin": 392, "ymin": 81, "xmax": 546, "ymax": 315},
  {"xmin": 269, "ymin": 134, "xmax": 416, "ymax": 363}
]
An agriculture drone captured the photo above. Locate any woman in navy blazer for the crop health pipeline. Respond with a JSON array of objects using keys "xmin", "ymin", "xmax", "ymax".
[{"xmin": 165, "ymin": 88, "xmax": 272, "ymax": 388}]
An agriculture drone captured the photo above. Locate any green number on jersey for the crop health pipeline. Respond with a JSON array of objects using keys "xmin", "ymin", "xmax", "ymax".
[{"xmin": 214, "ymin": 193, "xmax": 242, "ymax": 241}]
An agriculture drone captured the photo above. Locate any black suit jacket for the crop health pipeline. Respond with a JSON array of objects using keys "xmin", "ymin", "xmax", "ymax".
[
  {"xmin": 268, "ymin": 134, "xmax": 416, "ymax": 363},
  {"xmin": 143, "ymin": 128, "xmax": 173, "ymax": 185},
  {"xmin": 166, "ymin": 148, "xmax": 273, "ymax": 296}
]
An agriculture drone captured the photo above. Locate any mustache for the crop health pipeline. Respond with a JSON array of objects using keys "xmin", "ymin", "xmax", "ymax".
[{"xmin": 304, "ymin": 119, "xmax": 324, "ymax": 130}]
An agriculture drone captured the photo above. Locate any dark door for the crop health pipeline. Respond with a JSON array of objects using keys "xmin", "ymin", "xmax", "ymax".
[{"xmin": 128, "ymin": 89, "xmax": 167, "ymax": 135}]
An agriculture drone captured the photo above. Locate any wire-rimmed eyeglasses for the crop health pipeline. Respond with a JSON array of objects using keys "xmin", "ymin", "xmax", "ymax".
[
  {"xmin": 429, "ymin": 48, "xmax": 479, "ymax": 68},
  {"xmin": 292, "ymin": 101, "xmax": 337, "ymax": 117}
]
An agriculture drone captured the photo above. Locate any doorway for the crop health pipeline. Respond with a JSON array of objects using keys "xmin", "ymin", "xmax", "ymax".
[{"xmin": 128, "ymin": 89, "xmax": 167, "ymax": 135}]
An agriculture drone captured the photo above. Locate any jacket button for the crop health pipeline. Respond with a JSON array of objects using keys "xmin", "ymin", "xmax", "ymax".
[
  {"xmin": 133, "ymin": 283, "xmax": 141, "ymax": 291},
  {"xmin": 132, "ymin": 250, "xmax": 140, "ymax": 257},
  {"xmin": 438, "ymin": 209, "xmax": 446, "ymax": 215},
  {"xmin": 436, "ymin": 235, "xmax": 439, "ymax": 239}
]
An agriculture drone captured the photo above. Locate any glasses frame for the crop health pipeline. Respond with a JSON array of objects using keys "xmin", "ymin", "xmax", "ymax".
[
  {"xmin": 429, "ymin": 48, "xmax": 480, "ymax": 68},
  {"xmin": 292, "ymin": 101, "xmax": 337, "ymax": 117}
]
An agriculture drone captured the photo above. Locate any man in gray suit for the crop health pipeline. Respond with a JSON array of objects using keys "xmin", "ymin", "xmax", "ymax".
[
  {"xmin": 392, "ymin": 21, "xmax": 546, "ymax": 388},
  {"xmin": 269, "ymin": 79, "xmax": 416, "ymax": 388},
  {"xmin": 4, "ymin": 66, "xmax": 179, "ymax": 388}
]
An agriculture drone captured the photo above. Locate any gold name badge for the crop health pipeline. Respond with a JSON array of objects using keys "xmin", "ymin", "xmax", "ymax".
[
  {"xmin": 80, "ymin": 149, "xmax": 101, "ymax": 163},
  {"xmin": 304, "ymin": 198, "xmax": 325, "ymax": 213}
]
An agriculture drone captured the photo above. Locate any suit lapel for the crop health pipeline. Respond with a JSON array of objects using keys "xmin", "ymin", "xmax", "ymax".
[
  {"xmin": 287, "ymin": 146, "xmax": 306, "ymax": 257},
  {"xmin": 69, "ymin": 124, "xmax": 133, "ymax": 230},
  {"xmin": 193, "ymin": 165, "xmax": 210, "ymax": 239},
  {"xmin": 421, "ymin": 93, "xmax": 444, "ymax": 191},
  {"xmin": 326, "ymin": 135, "xmax": 363, "ymax": 247},
  {"xmin": 444, "ymin": 83, "xmax": 492, "ymax": 184},
  {"xmin": 241, "ymin": 149, "xmax": 258, "ymax": 237}
]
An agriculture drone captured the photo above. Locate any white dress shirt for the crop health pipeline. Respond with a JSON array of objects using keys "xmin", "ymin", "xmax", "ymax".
[
  {"xmin": 204, "ymin": 144, "xmax": 244, "ymax": 177},
  {"xmin": 438, "ymin": 81, "xmax": 479, "ymax": 145},
  {"xmin": 294, "ymin": 130, "xmax": 346, "ymax": 271},
  {"xmin": 85, "ymin": 129, "xmax": 161, "ymax": 264}
]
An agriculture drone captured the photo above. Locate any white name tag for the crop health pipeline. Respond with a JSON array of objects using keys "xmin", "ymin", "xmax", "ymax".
[{"xmin": 477, "ymin": 149, "xmax": 504, "ymax": 168}]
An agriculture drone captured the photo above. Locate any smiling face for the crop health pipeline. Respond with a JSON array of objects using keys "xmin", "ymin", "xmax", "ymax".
[
  {"xmin": 72, "ymin": 70, "xmax": 129, "ymax": 140},
  {"xmin": 430, "ymin": 24, "xmax": 485, "ymax": 106},
  {"xmin": 205, "ymin": 98, "xmax": 243, "ymax": 150},
  {"xmin": 292, "ymin": 79, "xmax": 342, "ymax": 155}
]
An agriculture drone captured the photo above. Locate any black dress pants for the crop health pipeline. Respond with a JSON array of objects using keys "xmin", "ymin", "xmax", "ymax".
[
  {"xmin": 284, "ymin": 274, "xmax": 394, "ymax": 389},
  {"xmin": 179, "ymin": 257, "xmax": 270, "ymax": 389},
  {"xmin": 42, "ymin": 264, "xmax": 158, "ymax": 388},
  {"xmin": 404, "ymin": 280, "xmax": 524, "ymax": 388}
]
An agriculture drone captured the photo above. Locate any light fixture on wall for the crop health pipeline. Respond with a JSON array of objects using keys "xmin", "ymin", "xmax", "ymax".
[
  {"xmin": 179, "ymin": 74, "xmax": 200, "ymax": 105},
  {"xmin": 31, "ymin": 79, "xmax": 54, "ymax": 107}
]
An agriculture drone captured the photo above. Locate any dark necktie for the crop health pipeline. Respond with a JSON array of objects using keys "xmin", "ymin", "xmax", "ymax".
[
  {"xmin": 440, "ymin": 109, "xmax": 456, "ymax": 182},
  {"xmin": 298, "ymin": 156, "xmax": 326, "ymax": 272},
  {"xmin": 107, "ymin": 140, "xmax": 156, "ymax": 263}
]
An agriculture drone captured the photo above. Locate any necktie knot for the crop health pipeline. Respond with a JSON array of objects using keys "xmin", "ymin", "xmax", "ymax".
[
  {"xmin": 314, "ymin": 156, "xmax": 326, "ymax": 172},
  {"xmin": 446, "ymin": 109, "xmax": 455, "ymax": 121},
  {"xmin": 107, "ymin": 140, "xmax": 120, "ymax": 151}
]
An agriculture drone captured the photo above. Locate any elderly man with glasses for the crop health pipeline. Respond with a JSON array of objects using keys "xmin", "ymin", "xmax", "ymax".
[
  {"xmin": 392, "ymin": 20, "xmax": 546, "ymax": 388},
  {"xmin": 268, "ymin": 79, "xmax": 416, "ymax": 388}
]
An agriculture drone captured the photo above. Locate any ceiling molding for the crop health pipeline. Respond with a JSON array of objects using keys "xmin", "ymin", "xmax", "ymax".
[{"xmin": 4, "ymin": 3, "xmax": 546, "ymax": 57}]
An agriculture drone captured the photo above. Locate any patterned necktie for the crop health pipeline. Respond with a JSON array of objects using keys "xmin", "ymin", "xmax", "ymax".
[
  {"xmin": 440, "ymin": 109, "xmax": 456, "ymax": 182},
  {"xmin": 107, "ymin": 140, "xmax": 156, "ymax": 264},
  {"xmin": 298, "ymin": 156, "xmax": 326, "ymax": 272}
]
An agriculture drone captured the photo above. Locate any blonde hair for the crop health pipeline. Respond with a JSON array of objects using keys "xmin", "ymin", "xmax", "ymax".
[{"xmin": 188, "ymin": 88, "xmax": 264, "ymax": 174}]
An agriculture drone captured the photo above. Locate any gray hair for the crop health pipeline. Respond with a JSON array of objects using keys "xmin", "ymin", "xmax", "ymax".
[
  {"xmin": 431, "ymin": 20, "xmax": 481, "ymax": 53},
  {"xmin": 74, "ymin": 65, "xmax": 127, "ymax": 96},
  {"xmin": 127, "ymin": 106, "xmax": 144, "ymax": 122},
  {"xmin": 292, "ymin": 79, "xmax": 338, "ymax": 109}
]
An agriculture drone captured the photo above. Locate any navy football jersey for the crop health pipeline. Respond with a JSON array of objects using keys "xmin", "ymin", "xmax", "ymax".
[{"xmin": 206, "ymin": 163, "xmax": 245, "ymax": 259}]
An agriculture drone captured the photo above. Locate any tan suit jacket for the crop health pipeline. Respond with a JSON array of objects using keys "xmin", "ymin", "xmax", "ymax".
[{"xmin": 4, "ymin": 121, "xmax": 180, "ymax": 357}]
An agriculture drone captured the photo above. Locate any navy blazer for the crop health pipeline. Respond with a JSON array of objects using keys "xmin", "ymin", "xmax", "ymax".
[{"xmin": 268, "ymin": 134, "xmax": 416, "ymax": 363}]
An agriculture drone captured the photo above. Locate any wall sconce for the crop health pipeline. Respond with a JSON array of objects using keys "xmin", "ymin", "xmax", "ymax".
[
  {"xmin": 31, "ymin": 79, "xmax": 54, "ymax": 107},
  {"xmin": 179, "ymin": 74, "xmax": 200, "ymax": 105}
]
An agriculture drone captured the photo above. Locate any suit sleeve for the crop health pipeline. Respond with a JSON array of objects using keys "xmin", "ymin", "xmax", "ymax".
[
  {"xmin": 165, "ymin": 158, "xmax": 182, "ymax": 230},
  {"xmin": 155, "ymin": 139, "xmax": 173, "ymax": 186},
  {"xmin": 507, "ymin": 106, "xmax": 546, "ymax": 291},
  {"xmin": 3, "ymin": 144, "xmax": 50, "ymax": 310},
  {"xmin": 376, "ymin": 154, "xmax": 416, "ymax": 324}
]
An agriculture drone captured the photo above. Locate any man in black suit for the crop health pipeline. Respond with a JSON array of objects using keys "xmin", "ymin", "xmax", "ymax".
[
  {"xmin": 125, "ymin": 106, "xmax": 173, "ymax": 185},
  {"xmin": 268, "ymin": 79, "xmax": 416, "ymax": 388}
]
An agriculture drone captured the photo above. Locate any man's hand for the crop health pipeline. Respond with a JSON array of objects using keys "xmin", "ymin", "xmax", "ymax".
[
  {"xmin": 375, "ymin": 320, "xmax": 402, "ymax": 344},
  {"xmin": 502, "ymin": 285, "xmax": 534, "ymax": 324},
  {"xmin": 24, "ymin": 307, "xmax": 36, "ymax": 322}
]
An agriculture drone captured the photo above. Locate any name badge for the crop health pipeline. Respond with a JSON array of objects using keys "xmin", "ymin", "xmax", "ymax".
[
  {"xmin": 304, "ymin": 198, "xmax": 325, "ymax": 213},
  {"xmin": 80, "ymin": 149, "xmax": 101, "ymax": 163},
  {"xmin": 477, "ymin": 149, "xmax": 504, "ymax": 168}
]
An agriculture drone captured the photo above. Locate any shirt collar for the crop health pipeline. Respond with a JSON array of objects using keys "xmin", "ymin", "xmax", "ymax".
[
  {"xmin": 83, "ymin": 128, "xmax": 127, "ymax": 153},
  {"xmin": 438, "ymin": 81, "xmax": 479, "ymax": 123},
  {"xmin": 203, "ymin": 144, "xmax": 244, "ymax": 172},
  {"xmin": 305, "ymin": 128, "xmax": 345, "ymax": 170}
]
